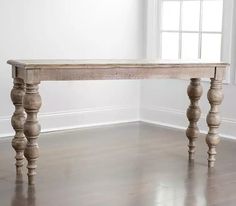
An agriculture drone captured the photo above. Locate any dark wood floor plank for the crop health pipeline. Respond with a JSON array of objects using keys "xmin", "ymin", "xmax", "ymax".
[{"xmin": 0, "ymin": 122, "xmax": 236, "ymax": 206}]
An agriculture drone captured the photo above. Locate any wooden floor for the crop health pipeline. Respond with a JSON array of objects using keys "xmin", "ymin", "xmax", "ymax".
[{"xmin": 0, "ymin": 122, "xmax": 236, "ymax": 206}]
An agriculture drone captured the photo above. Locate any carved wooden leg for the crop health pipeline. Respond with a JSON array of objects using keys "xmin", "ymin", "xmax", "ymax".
[
  {"xmin": 206, "ymin": 79, "xmax": 223, "ymax": 168},
  {"xmin": 186, "ymin": 78, "xmax": 203, "ymax": 160},
  {"xmin": 23, "ymin": 83, "xmax": 42, "ymax": 185},
  {"xmin": 11, "ymin": 78, "xmax": 27, "ymax": 174}
]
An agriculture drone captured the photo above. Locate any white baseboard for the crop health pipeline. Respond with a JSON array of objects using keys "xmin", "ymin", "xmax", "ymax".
[
  {"xmin": 141, "ymin": 106, "xmax": 236, "ymax": 140},
  {"xmin": 0, "ymin": 106, "xmax": 139, "ymax": 138},
  {"xmin": 2, "ymin": 105, "xmax": 236, "ymax": 140}
]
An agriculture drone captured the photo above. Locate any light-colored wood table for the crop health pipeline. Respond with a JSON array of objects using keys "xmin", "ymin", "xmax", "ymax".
[{"xmin": 7, "ymin": 59, "xmax": 228, "ymax": 185}]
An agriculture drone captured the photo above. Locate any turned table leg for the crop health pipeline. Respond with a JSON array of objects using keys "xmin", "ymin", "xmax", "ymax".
[
  {"xmin": 11, "ymin": 78, "xmax": 27, "ymax": 174},
  {"xmin": 186, "ymin": 78, "xmax": 203, "ymax": 160},
  {"xmin": 206, "ymin": 79, "xmax": 223, "ymax": 168},
  {"xmin": 23, "ymin": 83, "xmax": 42, "ymax": 185}
]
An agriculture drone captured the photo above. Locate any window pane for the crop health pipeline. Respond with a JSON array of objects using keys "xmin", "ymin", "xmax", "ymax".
[
  {"xmin": 182, "ymin": 1, "xmax": 200, "ymax": 31},
  {"xmin": 202, "ymin": 0, "xmax": 223, "ymax": 32},
  {"xmin": 162, "ymin": 1, "xmax": 180, "ymax": 30},
  {"xmin": 161, "ymin": 32, "xmax": 179, "ymax": 59},
  {"xmin": 201, "ymin": 33, "xmax": 221, "ymax": 60},
  {"xmin": 182, "ymin": 33, "xmax": 199, "ymax": 59}
]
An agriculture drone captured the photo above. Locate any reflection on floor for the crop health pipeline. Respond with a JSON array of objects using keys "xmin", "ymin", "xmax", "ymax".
[{"xmin": 0, "ymin": 122, "xmax": 236, "ymax": 206}]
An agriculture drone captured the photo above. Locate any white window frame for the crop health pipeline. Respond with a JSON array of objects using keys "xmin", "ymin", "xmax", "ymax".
[{"xmin": 146, "ymin": 0, "xmax": 234, "ymax": 83}]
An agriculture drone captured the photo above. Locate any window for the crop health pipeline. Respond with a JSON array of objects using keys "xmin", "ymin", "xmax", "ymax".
[
  {"xmin": 146, "ymin": 0, "xmax": 234, "ymax": 62},
  {"xmin": 161, "ymin": 0, "xmax": 223, "ymax": 60},
  {"xmin": 146, "ymin": 0, "xmax": 234, "ymax": 82}
]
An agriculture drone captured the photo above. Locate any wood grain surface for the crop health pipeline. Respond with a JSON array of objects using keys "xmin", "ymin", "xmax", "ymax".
[
  {"xmin": 7, "ymin": 59, "xmax": 228, "ymax": 82},
  {"xmin": 1, "ymin": 122, "xmax": 236, "ymax": 206}
]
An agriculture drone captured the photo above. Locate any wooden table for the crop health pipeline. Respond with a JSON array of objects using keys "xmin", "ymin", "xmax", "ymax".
[{"xmin": 7, "ymin": 59, "xmax": 228, "ymax": 185}]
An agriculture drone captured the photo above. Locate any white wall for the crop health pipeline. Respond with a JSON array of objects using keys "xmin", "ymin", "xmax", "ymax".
[
  {"xmin": 141, "ymin": 2, "xmax": 236, "ymax": 139},
  {"xmin": 1, "ymin": 0, "xmax": 235, "ymax": 140},
  {"xmin": 0, "ymin": 0, "xmax": 145, "ymax": 137}
]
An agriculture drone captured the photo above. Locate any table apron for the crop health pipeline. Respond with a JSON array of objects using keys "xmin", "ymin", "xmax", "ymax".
[{"xmin": 13, "ymin": 67, "xmax": 221, "ymax": 83}]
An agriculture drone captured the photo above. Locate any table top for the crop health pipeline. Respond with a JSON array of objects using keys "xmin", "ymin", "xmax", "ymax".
[{"xmin": 7, "ymin": 59, "xmax": 229, "ymax": 69}]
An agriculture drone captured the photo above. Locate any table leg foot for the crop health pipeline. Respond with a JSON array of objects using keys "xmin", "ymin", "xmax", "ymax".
[
  {"xmin": 206, "ymin": 79, "xmax": 223, "ymax": 168},
  {"xmin": 23, "ymin": 83, "xmax": 42, "ymax": 185},
  {"xmin": 186, "ymin": 78, "xmax": 203, "ymax": 160},
  {"xmin": 11, "ymin": 78, "xmax": 27, "ymax": 175}
]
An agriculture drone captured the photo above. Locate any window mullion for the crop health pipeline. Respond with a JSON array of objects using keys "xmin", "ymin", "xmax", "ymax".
[
  {"xmin": 178, "ymin": 0, "xmax": 183, "ymax": 59},
  {"xmin": 198, "ymin": 0, "xmax": 204, "ymax": 59}
]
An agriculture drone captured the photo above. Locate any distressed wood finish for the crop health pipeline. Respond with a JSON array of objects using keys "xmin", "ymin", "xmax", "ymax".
[
  {"xmin": 10, "ymin": 78, "xmax": 27, "ymax": 174},
  {"xmin": 23, "ymin": 83, "xmax": 42, "ymax": 185},
  {"xmin": 7, "ymin": 59, "xmax": 228, "ymax": 184},
  {"xmin": 206, "ymin": 79, "xmax": 224, "ymax": 168},
  {"xmin": 8, "ymin": 59, "xmax": 228, "ymax": 83},
  {"xmin": 186, "ymin": 78, "xmax": 203, "ymax": 160}
]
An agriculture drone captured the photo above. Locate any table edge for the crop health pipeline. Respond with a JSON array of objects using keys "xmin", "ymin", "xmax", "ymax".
[{"xmin": 7, "ymin": 59, "xmax": 230, "ymax": 69}]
